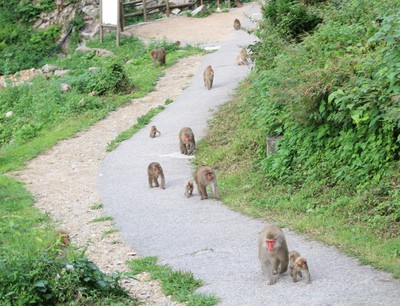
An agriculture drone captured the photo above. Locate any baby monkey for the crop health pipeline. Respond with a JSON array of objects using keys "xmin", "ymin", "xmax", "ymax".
[
  {"xmin": 289, "ymin": 250, "xmax": 311, "ymax": 284},
  {"xmin": 184, "ymin": 180, "xmax": 194, "ymax": 198},
  {"xmin": 233, "ymin": 19, "xmax": 241, "ymax": 30},
  {"xmin": 150, "ymin": 125, "xmax": 161, "ymax": 138}
]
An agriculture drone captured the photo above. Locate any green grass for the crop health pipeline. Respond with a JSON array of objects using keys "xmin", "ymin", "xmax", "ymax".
[
  {"xmin": 107, "ymin": 105, "xmax": 165, "ymax": 151},
  {"xmin": 0, "ymin": 175, "xmax": 136, "ymax": 304},
  {"xmin": 128, "ymin": 257, "xmax": 219, "ymax": 306},
  {"xmin": 92, "ymin": 216, "xmax": 114, "ymax": 223},
  {"xmin": 90, "ymin": 203, "xmax": 104, "ymax": 210}
]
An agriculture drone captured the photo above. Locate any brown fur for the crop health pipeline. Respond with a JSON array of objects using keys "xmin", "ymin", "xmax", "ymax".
[
  {"xmin": 193, "ymin": 166, "xmax": 219, "ymax": 200},
  {"xmin": 258, "ymin": 225, "xmax": 289, "ymax": 285},
  {"xmin": 203, "ymin": 65, "xmax": 214, "ymax": 90},
  {"xmin": 147, "ymin": 162, "xmax": 166, "ymax": 189},
  {"xmin": 179, "ymin": 127, "xmax": 196, "ymax": 155},
  {"xmin": 150, "ymin": 48, "xmax": 166, "ymax": 67}
]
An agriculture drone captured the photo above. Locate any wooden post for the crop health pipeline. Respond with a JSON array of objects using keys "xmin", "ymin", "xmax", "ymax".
[
  {"xmin": 165, "ymin": 0, "xmax": 170, "ymax": 17},
  {"xmin": 116, "ymin": 1, "xmax": 120, "ymax": 47},
  {"xmin": 120, "ymin": 0, "xmax": 124, "ymax": 32},
  {"xmin": 228, "ymin": 0, "xmax": 231, "ymax": 9},
  {"xmin": 100, "ymin": 0, "xmax": 104, "ymax": 42},
  {"xmin": 143, "ymin": 0, "xmax": 147, "ymax": 22}
]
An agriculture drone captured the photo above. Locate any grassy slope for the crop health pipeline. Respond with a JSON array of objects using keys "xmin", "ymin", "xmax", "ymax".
[{"xmin": 193, "ymin": 0, "xmax": 400, "ymax": 279}]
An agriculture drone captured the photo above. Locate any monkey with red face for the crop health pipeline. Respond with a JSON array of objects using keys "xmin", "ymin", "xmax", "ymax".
[
  {"xmin": 179, "ymin": 127, "xmax": 195, "ymax": 155},
  {"xmin": 258, "ymin": 225, "xmax": 289, "ymax": 285},
  {"xmin": 194, "ymin": 166, "xmax": 219, "ymax": 200}
]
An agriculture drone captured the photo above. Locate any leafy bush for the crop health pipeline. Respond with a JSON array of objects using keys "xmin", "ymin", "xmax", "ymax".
[
  {"xmin": 72, "ymin": 58, "xmax": 134, "ymax": 95},
  {"xmin": 0, "ymin": 175, "xmax": 135, "ymax": 305},
  {"xmin": 246, "ymin": 0, "xmax": 400, "ymax": 188},
  {"xmin": 0, "ymin": 1, "xmax": 64, "ymax": 74},
  {"xmin": 262, "ymin": 0, "xmax": 322, "ymax": 41},
  {"xmin": 0, "ymin": 253, "xmax": 132, "ymax": 305}
]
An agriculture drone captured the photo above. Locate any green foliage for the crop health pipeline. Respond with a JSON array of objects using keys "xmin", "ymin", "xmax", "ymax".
[
  {"xmin": 72, "ymin": 58, "xmax": 134, "ymax": 95},
  {"xmin": 0, "ymin": 1, "xmax": 68, "ymax": 74},
  {"xmin": 194, "ymin": 0, "xmax": 400, "ymax": 278},
  {"xmin": 0, "ymin": 0, "xmax": 56, "ymax": 24},
  {"xmin": 128, "ymin": 257, "xmax": 219, "ymax": 305},
  {"xmin": 262, "ymin": 0, "xmax": 322, "ymax": 42},
  {"xmin": 0, "ymin": 24, "xmax": 61, "ymax": 75},
  {"xmin": 0, "ymin": 175, "xmax": 135, "ymax": 305},
  {"xmin": 247, "ymin": 0, "xmax": 400, "ymax": 187}
]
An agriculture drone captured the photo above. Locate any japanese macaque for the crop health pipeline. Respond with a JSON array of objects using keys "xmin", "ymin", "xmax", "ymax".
[
  {"xmin": 150, "ymin": 47, "xmax": 166, "ymax": 67},
  {"xmin": 236, "ymin": 48, "xmax": 251, "ymax": 65},
  {"xmin": 179, "ymin": 127, "xmax": 196, "ymax": 155},
  {"xmin": 184, "ymin": 180, "xmax": 194, "ymax": 198},
  {"xmin": 289, "ymin": 251, "xmax": 311, "ymax": 284},
  {"xmin": 203, "ymin": 65, "xmax": 214, "ymax": 90},
  {"xmin": 194, "ymin": 166, "xmax": 219, "ymax": 200},
  {"xmin": 150, "ymin": 125, "xmax": 161, "ymax": 138},
  {"xmin": 233, "ymin": 19, "xmax": 241, "ymax": 30},
  {"xmin": 147, "ymin": 162, "xmax": 166, "ymax": 189},
  {"xmin": 258, "ymin": 225, "xmax": 289, "ymax": 285}
]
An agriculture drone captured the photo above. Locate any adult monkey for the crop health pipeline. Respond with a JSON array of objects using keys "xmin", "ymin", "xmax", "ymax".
[
  {"xmin": 203, "ymin": 65, "xmax": 214, "ymax": 90},
  {"xmin": 150, "ymin": 47, "xmax": 166, "ymax": 67},
  {"xmin": 233, "ymin": 19, "xmax": 241, "ymax": 30},
  {"xmin": 193, "ymin": 166, "xmax": 219, "ymax": 200},
  {"xmin": 147, "ymin": 162, "xmax": 166, "ymax": 189},
  {"xmin": 179, "ymin": 127, "xmax": 196, "ymax": 155},
  {"xmin": 258, "ymin": 225, "xmax": 289, "ymax": 285}
]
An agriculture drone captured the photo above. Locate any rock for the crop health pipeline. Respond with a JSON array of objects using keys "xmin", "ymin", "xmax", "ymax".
[
  {"xmin": 42, "ymin": 64, "xmax": 60, "ymax": 73},
  {"xmin": 5, "ymin": 111, "xmax": 13, "ymax": 118},
  {"xmin": 76, "ymin": 45, "xmax": 91, "ymax": 53},
  {"xmin": 171, "ymin": 8, "xmax": 181, "ymax": 15},
  {"xmin": 60, "ymin": 83, "xmax": 71, "ymax": 92},
  {"xmin": 54, "ymin": 69, "xmax": 69, "ymax": 77},
  {"xmin": 93, "ymin": 48, "xmax": 114, "ymax": 57},
  {"xmin": 88, "ymin": 67, "xmax": 99, "ymax": 73}
]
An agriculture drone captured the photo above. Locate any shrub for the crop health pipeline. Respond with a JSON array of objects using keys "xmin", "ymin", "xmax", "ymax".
[
  {"xmin": 72, "ymin": 58, "xmax": 134, "ymax": 95},
  {"xmin": 262, "ymin": 0, "xmax": 323, "ymax": 41}
]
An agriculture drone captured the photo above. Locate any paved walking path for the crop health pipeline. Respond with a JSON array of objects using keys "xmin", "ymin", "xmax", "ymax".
[{"xmin": 98, "ymin": 4, "xmax": 400, "ymax": 305}]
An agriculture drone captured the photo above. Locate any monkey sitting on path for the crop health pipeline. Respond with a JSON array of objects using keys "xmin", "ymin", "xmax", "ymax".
[
  {"xmin": 233, "ymin": 19, "xmax": 241, "ymax": 30},
  {"xmin": 236, "ymin": 48, "xmax": 251, "ymax": 66},
  {"xmin": 150, "ymin": 125, "xmax": 161, "ymax": 138}
]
